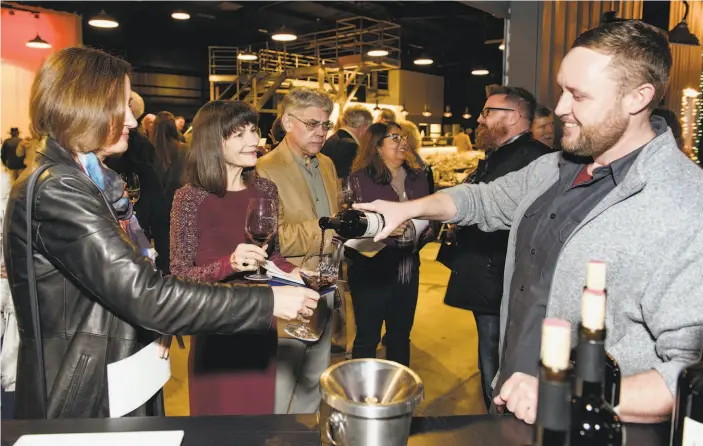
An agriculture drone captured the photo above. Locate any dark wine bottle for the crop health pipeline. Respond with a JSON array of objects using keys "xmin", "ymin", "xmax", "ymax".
[
  {"xmin": 534, "ymin": 318, "xmax": 572, "ymax": 446},
  {"xmin": 570, "ymin": 288, "xmax": 624, "ymax": 446},
  {"xmin": 569, "ymin": 261, "xmax": 621, "ymax": 408},
  {"xmin": 319, "ymin": 209, "xmax": 385, "ymax": 240},
  {"xmin": 670, "ymin": 354, "xmax": 703, "ymax": 446}
]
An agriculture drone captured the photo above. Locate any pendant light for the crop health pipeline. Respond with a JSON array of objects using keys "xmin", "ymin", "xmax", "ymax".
[
  {"xmin": 669, "ymin": 1, "xmax": 700, "ymax": 46},
  {"xmin": 172, "ymin": 11, "xmax": 190, "ymax": 20},
  {"xmin": 401, "ymin": 105, "xmax": 409, "ymax": 117},
  {"xmin": 499, "ymin": 41, "xmax": 505, "ymax": 51},
  {"xmin": 89, "ymin": 10, "xmax": 119, "ymax": 28},
  {"xmin": 373, "ymin": 100, "xmax": 381, "ymax": 111},
  {"xmin": 368, "ymin": 23, "xmax": 389, "ymax": 57},
  {"xmin": 443, "ymin": 106, "xmax": 452, "ymax": 118},
  {"xmin": 471, "ymin": 66, "xmax": 490, "ymax": 76},
  {"xmin": 272, "ymin": 25, "xmax": 297, "ymax": 42},
  {"xmin": 462, "ymin": 107, "xmax": 471, "ymax": 120},
  {"xmin": 414, "ymin": 54, "xmax": 433, "ymax": 66},
  {"xmin": 422, "ymin": 104, "xmax": 432, "ymax": 117},
  {"xmin": 26, "ymin": 14, "xmax": 51, "ymax": 49},
  {"xmin": 238, "ymin": 47, "xmax": 258, "ymax": 61}
]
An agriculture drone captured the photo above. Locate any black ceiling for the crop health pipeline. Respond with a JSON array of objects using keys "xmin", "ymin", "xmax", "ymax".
[{"xmin": 20, "ymin": 1, "xmax": 505, "ymax": 76}]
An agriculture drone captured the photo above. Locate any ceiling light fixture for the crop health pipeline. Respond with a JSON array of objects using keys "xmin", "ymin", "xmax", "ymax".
[
  {"xmin": 401, "ymin": 105, "xmax": 409, "ymax": 116},
  {"xmin": 26, "ymin": 34, "xmax": 51, "ymax": 49},
  {"xmin": 238, "ymin": 46, "xmax": 258, "ymax": 61},
  {"xmin": 499, "ymin": 41, "xmax": 505, "ymax": 51},
  {"xmin": 414, "ymin": 55, "xmax": 433, "ymax": 66},
  {"xmin": 669, "ymin": 1, "xmax": 700, "ymax": 46},
  {"xmin": 471, "ymin": 67, "xmax": 490, "ymax": 76},
  {"xmin": 367, "ymin": 49, "xmax": 389, "ymax": 57},
  {"xmin": 172, "ymin": 11, "xmax": 190, "ymax": 20},
  {"xmin": 89, "ymin": 10, "xmax": 119, "ymax": 28},
  {"xmin": 443, "ymin": 106, "xmax": 452, "ymax": 118},
  {"xmin": 422, "ymin": 104, "xmax": 432, "ymax": 117},
  {"xmin": 272, "ymin": 26, "xmax": 297, "ymax": 42},
  {"xmin": 373, "ymin": 100, "xmax": 381, "ymax": 111},
  {"xmin": 462, "ymin": 107, "xmax": 471, "ymax": 120}
]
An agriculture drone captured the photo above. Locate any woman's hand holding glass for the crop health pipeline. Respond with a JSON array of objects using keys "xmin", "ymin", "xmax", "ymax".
[{"xmin": 230, "ymin": 243, "xmax": 269, "ymax": 272}]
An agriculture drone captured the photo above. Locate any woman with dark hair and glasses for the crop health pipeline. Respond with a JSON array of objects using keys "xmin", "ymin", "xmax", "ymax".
[
  {"xmin": 170, "ymin": 100, "xmax": 300, "ymax": 415},
  {"xmin": 150, "ymin": 111, "xmax": 189, "ymax": 207},
  {"xmin": 346, "ymin": 122, "xmax": 433, "ymax": 366}
]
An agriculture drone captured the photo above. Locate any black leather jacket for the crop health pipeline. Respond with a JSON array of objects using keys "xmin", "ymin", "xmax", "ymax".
[{"xmin": 3, "ymin": 139, "xmax": 274, "ymax": 419}]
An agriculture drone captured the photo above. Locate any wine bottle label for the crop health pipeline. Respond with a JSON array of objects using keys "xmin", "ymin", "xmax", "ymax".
[
  {"xmin": 683, "ymin": 416, "xmax": 703, "ymax": 446},
  {"xmin": 361, "ymin": 212, "xmax": 384, "ymax": 238}
]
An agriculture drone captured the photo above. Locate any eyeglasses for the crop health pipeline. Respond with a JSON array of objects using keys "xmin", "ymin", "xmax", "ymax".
[
  {"xmin": 382, "ymin": 133, "xmax": 408, "ymax": 143},
  {"xmin": 287, "ymin": 114, "xmax": 333, "ymax": 132},
  {"xmin": 480, "ymin": 107, "xmax": 515, "ymax": 118}
]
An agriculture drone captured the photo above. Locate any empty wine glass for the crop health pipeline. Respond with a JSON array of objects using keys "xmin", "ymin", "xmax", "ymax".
[
  {"xmin": 121, "ymin": 173, "xmax": 141, "ymax": 204},
  {"xmin": 394, "ymin": 190, "xmax": 415, "ymax": 248},
  {"xmin": 244, "ymin": 197, "xmax": 277, "ymax": 281},
  {"xmin": 284, "ymin": 234, "xmax": 342, "ymax": 342}
]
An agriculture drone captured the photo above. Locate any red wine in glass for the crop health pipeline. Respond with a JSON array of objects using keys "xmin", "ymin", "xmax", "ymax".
[{"xmin": 244, "ymin": 198, "xmax": 277, "ymax": 281}]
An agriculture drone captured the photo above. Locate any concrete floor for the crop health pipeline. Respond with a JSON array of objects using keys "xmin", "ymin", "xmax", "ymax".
[
  {"xmin": 164, "ymin": 242, "xmax": 485, "ymax": 416},
  {"xmin": 334, "ymin": 242, "xmax": 486, "ymax": 417}
]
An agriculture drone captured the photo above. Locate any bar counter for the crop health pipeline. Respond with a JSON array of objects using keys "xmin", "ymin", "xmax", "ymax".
[{"xmin": 1, "ymin": 414, "xmax": 671, "ymax": 446}]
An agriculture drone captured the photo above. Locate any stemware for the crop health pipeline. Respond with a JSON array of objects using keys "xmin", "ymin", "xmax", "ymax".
[
  {"xmin": 338, "ymin": 176, "xmax": 362, "ymax": 210},
  {"xmin": 244, "ymin": 197, "xmax": 277, "ymax": 281},
  {"xmin": 121, "ymin": 173, "xmax": 141, "ymax": 204},
  {"xmin": 283, "ymin": 234, "xmax": 342, "ymax": 342}
]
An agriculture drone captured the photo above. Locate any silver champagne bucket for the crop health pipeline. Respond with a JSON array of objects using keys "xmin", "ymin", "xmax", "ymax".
[{"xmin": 319, "ymin": 359, "xmax": 424, "ymax": 446}]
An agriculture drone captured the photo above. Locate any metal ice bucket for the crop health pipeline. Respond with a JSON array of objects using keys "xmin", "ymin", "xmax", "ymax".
[{"xmin": 319, "ymin": 359, "xmax": 424, "ymax": 446}]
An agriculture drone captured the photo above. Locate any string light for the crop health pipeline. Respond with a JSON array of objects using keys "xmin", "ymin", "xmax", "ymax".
[
  {"xmin": 683, "ymin": 87, "xmax": 700, "ymax": 164},
  {"xmin": 694, "ymin": 49, "xmax": 703, "ymax": 165}
]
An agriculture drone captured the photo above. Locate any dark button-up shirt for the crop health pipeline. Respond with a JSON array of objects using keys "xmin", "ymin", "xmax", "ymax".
[{"xmin": 494, "ymin": 147, "xmax": 644, "ymax": 394}]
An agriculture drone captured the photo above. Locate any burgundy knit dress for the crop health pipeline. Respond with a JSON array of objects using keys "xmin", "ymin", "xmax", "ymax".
[{"xmin": 170, "ymin": 177, "xmax": 295, "ymax": 415}]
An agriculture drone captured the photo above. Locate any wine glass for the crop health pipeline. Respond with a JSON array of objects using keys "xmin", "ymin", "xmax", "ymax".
[
  {"xmin": 244, "ymin": 197, "xmax": 277, "ymax": 281},
  {"xmin": 394, "ymin": 191, "xmax": 416, "ymax": 248},
  {"xmin": 338, "ymin": 176, "xmax": 362, "ymax": 210},
  {"xmin": 121, "ymin": 173, "xmax": 141, "ymax": 204},
  {"xmin": 284, "ymin": 234, "xmax": 342, "ymax": 342}
]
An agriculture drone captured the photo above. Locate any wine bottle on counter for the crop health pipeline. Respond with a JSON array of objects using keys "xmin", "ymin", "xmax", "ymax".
[
  {"xmin": 319, "ymin": 209, "xmax": 385, "ymax": 240},
  {"xmin": 569, "ymin": 260, "xmax": 622, "ymax": 408},
  {"xmin": 570, "ymin": 287, "xmax": 624, "ymax": 446},
  {"xmin": 534, "ymin": 318, "xmax": 573, "ymax": 446},
  {"xmin": 670, "ymin": 352, "xmax": 703, "ymax": 446}
]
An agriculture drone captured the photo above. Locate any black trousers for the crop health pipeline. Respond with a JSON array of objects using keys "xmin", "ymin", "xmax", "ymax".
[{"xmin": 347, "ymin": 257, "xmax": 420, "ymax": 367}]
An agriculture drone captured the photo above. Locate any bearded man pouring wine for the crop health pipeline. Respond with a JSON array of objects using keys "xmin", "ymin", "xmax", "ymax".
[{"xmin": 354, "ymin": 20, "xmax": 703, "ymax": 425}]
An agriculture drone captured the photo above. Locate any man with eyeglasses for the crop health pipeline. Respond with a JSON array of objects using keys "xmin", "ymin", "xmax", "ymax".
[
  {"xmin": 257, "ymin": 87, "xmax": 340, "ymax": 415},
  {"xmin": 438, "ymin": 84, "xmax": 551, "ymax": 411}
]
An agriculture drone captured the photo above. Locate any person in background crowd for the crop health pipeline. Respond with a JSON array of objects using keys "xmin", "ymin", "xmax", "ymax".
[
  {"xmin": 140, "ymin": 113, "xmax": 156, "ymax": 137},
  {"xmin": 1, "ymin": 128, "xmax": 24, "ymax": 180},
  {"xmin": 104, "ymin": 91, "xmax": 171, "ymax": 274},
  {"xmin": 269, "ymin": 117, "xmax": 286, "ymax": 148},
  {"xmin": 1, "ymin": 164, "xmax": 17, "ymax": 419},
  {"xmin": 437, "ymin": 85, "xmax": 551, "ymax": 410},
  {"xmin": 257, "ymin": 87, "xmax": 340, "ymax": 415},
  {"xmin": 346, "ymin": 121, "xmax": 433, "ymax": 367},
  {"xmin": 170, "ymin": 100, "xmax": 299, "ymax": 416},
  {"xmin": 4, "ymin": 46, "xmax": 318, "ymax": 419},
  {"xmin": 376, "ymin": 108, "xmax": 396, "ymax": 124},
  {"xmin": 355, "ymin": 20, "xmax": 703, "ymax": 425},
  {"xmin": 150, "ymin": 111, "xmax": 189, "ymax": 208},
  {"xmin": 400, "ymin": 120, "xmax": 435, "ymax": 194},
  {"xmin": 174, "ymin": 116, "xmax": 187, "ymax": 143},
  {"xmin": 652, "ymin": 107, "xmax": 683, "ymax": 151},
  {"xmin": 531, "ymin": 105, "xmax": 555, "ymax": 148},
  {"xmin": 453, "ymin": 127, "xmax": 474, "ymax": 152},
  {"xmin": 322, "ymin": 104, "xmax": 373, "ymax": 179}
]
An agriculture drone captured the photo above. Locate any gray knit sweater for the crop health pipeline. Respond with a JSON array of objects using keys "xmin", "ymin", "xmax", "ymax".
[{"xmin": 441, "ymin": 117, "xmax": 703, "ymax": 396}]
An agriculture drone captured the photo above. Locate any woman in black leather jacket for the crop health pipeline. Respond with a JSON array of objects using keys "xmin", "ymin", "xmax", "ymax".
[{"xmin": 2, "ymin": 47, "xmax": 319, "ymax": 419}]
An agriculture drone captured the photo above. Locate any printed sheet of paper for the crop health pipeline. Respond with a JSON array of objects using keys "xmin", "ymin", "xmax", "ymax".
[
  {"xmin": 107, "ymin": 341, "xmax": 171, "ymax": 418},
  {"xmin": 264, "ymin": 261, "xmax": 305, "ymax": 285},
  {"xmin": 14, "ymin": 431, "xmax": 184, "ymax": 446}
]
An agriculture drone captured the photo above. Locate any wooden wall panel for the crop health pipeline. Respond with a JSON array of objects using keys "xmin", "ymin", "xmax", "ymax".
[
  {"xmin": 523, "ymin": 0, "xmax": 643, "ymax": 109},
  {"xmin": 665, "ymin": 0, "xmax": 703, "ymax": 116}
]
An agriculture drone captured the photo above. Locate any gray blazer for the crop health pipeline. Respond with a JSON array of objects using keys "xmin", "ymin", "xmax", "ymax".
[{"xmin": 441, "ymin": 116, "xmax": 703, "ymax": 396}]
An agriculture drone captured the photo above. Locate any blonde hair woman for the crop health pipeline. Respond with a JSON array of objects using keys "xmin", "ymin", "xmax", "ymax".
[{"xmin": 399, "ymin": 120, "xmax": 435, "ymax": 193}]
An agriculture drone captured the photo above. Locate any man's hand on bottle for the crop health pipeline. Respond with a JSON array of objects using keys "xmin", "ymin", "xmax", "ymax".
[
  {"xmin": 493, "ymin": 372, "xmax": 538, "ymax": 425},
  {"xmin": 272, "ymin": 286, "xmax": 320, "ymax": 321},
  {"xmin": 353, "ymin": 200, "xmax": 413, "ymax": 242}
]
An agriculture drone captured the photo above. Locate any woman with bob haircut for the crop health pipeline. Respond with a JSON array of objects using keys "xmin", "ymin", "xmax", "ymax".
[
  {"xmin": 3, "ymin": 46, "xmax": 318, "ymax": 419},
  {"xmin": 345, "ymin": 121, "xmax": 433, "ymax": 367},
  {"xmin": 170, "ymin": 100, "xmax": 299, "ymax": 415}
]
